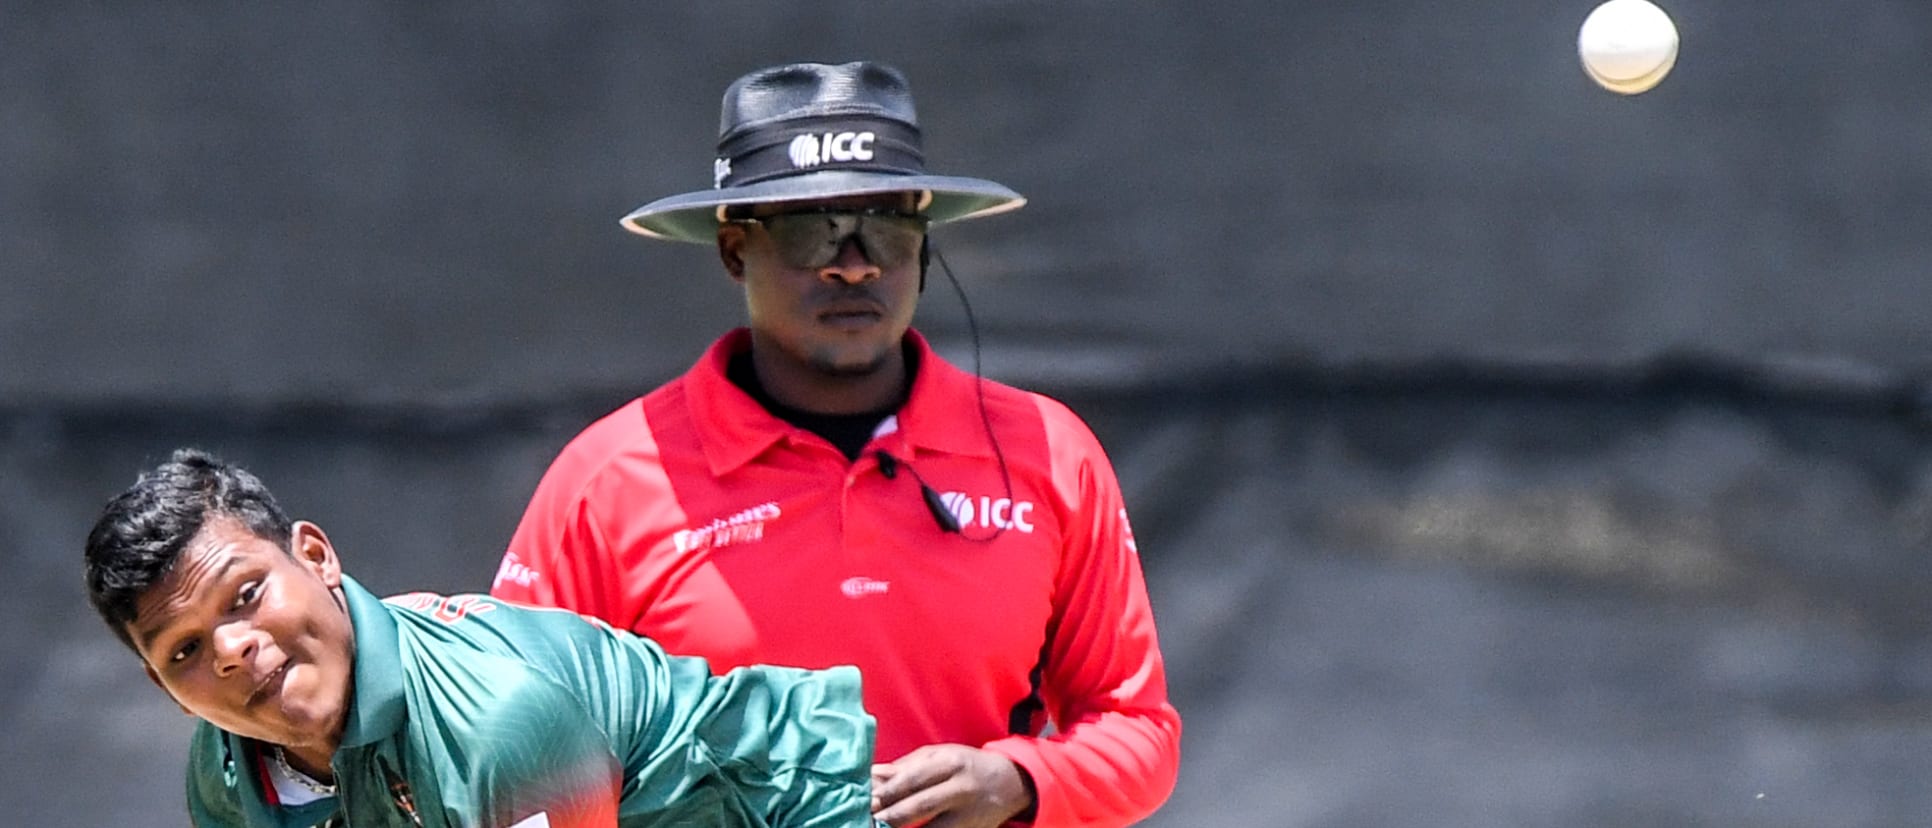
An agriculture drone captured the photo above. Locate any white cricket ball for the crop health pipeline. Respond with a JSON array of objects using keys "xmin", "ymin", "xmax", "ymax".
[{"xmin": 1577, "ymin": 0, "xmax": 1679, "ymax": 95}]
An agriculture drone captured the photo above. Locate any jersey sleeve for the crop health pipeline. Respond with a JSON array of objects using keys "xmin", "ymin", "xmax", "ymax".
[
  {"xmin": 639, "ymin": 658, "xmax": 879, "ymax": 828},
  {"xmin": 400, "ymin": 633, "xmax": 625, "ymax": 828},
  {"xmin": 405, "ymin": 595, "xmax": 876, "ymax": 827},
  {"xmin": 450, "ymin": 679, "xmax": 625, "ymax": 828},
  {"xmin": 491, "ymin": 444, "xmax": 627, "ymax": 623},
  {"xmin": 980, "ymin": 401, "xmax": 1182, "ymax": 828}
]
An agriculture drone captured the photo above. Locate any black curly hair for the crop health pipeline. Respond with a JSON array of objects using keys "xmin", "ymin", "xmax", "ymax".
[{"xmin": 83, "ymin": 448, "xmax": 293, "ymax": 650}]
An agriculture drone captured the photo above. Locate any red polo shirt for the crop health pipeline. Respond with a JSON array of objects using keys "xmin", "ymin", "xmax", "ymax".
[{"xmin": 493, "ymin": 328, "xmax": 1179, "ymax": 827}]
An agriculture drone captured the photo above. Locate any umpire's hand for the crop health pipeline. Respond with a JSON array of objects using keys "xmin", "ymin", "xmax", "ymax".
[{"xmin": 871, "ymin": 744, "xmax": 1035, "ymax": 828}]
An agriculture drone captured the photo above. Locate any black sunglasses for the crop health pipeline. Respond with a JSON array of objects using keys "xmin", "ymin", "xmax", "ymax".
[{"xmin": 728, "ymin": 208, "xmax": 930, "ymax": 270}]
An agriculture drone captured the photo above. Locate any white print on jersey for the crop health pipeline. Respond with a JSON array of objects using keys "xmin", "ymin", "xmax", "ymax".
[
  {"xmin": 493, "ymin": 553, "xmax": 541, "ymax": 590},
  {"xmin": 386, "ymin": 593, "xmax": 498, "ymax": 623},
  {"xmin": 936, "ymin": 492, "xmax": 1036, "ymax": 533},
  {"xmin": 840, "ymin": 576, "xmax": 891, "ymax": 599},
  {"xmin": 674, "ymin": 501, "xmax": 782, "ymax": 553},
  {"xmin": 508, "ymin": 814, "xmax": 551, "ymax": 828}
]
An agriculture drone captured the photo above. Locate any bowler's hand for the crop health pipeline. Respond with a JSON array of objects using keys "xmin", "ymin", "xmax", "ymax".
[{"xmin": 870, "ymin": 744, "xmax": 1034, "ymax": 828}]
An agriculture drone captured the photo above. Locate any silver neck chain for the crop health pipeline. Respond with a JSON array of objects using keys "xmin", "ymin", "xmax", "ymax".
[{"xmin": 271, "ymin": 746, "xmax": 337, "ymax": 797}]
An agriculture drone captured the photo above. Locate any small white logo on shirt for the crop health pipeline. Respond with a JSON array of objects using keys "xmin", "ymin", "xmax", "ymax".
[
  {"xmin": 788, "ymin": 131, "xmax": 876, "ymax": 168},
  {"xmin": 840, "ymin": 576, "xmax": 890, "ymax": 598},
  {"xmin": 937, "ymin": 492, "xmax": 1037, "ymax": 533},
  {"xmin": 508, "ymin": 814, "xmax": 551, "ymax": 828},
  {"xmin": 493, "ymin": 553, "xmax": 541, "ymax": 590},
  {"xmin": 674, "ymin": 501, "xmax": 782, "ymax": 553}
]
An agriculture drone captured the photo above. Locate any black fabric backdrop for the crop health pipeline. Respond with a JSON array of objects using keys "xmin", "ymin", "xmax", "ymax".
[{"xmin": 6, "ymin": 3, "xmax": 1931, "ymax": 825}]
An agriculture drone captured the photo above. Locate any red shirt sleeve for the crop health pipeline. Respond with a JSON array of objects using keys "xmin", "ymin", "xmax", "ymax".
[
  {"xmin": 491, "ymin": 435, "xmax": 627, "ymax": 624},
  {"xmin": 980, "ymin": 400, "xmax": 1182, "ymax": 827}
]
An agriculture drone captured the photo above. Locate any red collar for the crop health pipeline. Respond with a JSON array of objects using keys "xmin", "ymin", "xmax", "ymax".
[{"xmin": 683, "ymin": 328, "xmax": 998, "ymax": 476}]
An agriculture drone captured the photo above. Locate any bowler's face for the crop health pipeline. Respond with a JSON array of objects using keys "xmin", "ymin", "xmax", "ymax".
[
  {"xmin": 720, "ymin": 192, "xmax": 924, "ymax": 383},
  {"xmin": 128, "ymin": 518, "xmax": 354, "ymax": 755}
]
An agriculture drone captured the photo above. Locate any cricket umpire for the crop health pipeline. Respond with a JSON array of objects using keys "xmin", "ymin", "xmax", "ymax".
[{"xmin": 492, "ymin": 60, "xmax": 1181, "ymax": 827}]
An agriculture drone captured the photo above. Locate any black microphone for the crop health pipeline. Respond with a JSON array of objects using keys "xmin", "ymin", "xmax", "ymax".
[
  {"xmin": 920, "ymin": 483, "xmax": 962, "ymax": 534},
  {"xmin": 875, "ymin": 451, "xmax": 960, "ymax": 534}
]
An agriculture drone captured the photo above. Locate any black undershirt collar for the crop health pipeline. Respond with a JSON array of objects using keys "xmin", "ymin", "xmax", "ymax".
[{"xmin": 726, "ymin": 343, "xmax": 917, "ymax": 461}]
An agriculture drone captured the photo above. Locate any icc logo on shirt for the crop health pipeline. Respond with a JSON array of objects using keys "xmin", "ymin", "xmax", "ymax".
[{"xmin": 937, "ymin": 492, "xmax": 1036, "ymax": 533}]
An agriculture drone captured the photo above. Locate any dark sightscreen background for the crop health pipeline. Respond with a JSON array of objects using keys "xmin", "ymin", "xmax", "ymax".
[{"xmin": 7, "ymin": 3, "xmax": 1930, "ymax": 825}]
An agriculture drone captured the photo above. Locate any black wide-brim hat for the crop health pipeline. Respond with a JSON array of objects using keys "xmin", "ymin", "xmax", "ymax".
[{"xmin": 620, "ymin": 61, "xmax": 1026, "ymax": 243}]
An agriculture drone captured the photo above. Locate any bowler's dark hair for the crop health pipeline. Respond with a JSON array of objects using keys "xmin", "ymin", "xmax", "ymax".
[{"xmin": 84, "ymin": 448, "xmax": 293, "ymax": 650}]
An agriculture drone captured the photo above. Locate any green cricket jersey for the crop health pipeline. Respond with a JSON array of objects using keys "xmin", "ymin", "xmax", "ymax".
[{"xmin": 185, "ymin": 576, "xmax": 878, "ymax": 827}]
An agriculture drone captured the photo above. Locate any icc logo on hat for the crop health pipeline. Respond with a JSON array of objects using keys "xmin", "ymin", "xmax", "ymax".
[{"xmin": 787, "ymin": 131, "xmax": 877, "ymax": 169}]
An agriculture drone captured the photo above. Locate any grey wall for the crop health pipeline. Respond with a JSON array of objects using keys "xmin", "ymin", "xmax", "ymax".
[
  {"xmin": 7, "ymin": 2, "xmax": 1932, "ymax": 825},
  {"xmin": 12, "ymin": 2, "xmax": 1932, "ymax": 404}
]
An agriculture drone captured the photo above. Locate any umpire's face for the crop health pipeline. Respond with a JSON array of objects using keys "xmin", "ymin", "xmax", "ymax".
[
  {"xmin": 127, "ymin": 517, "xmax": 355, "ymax": 756},
  {"xmin": 718, "ymin": 192, "xmax": 925, "ymax": 399}
]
